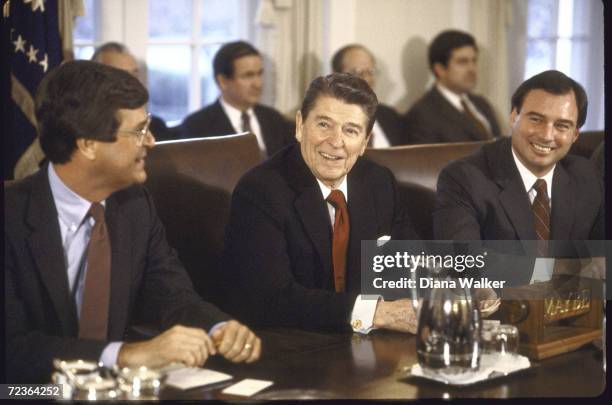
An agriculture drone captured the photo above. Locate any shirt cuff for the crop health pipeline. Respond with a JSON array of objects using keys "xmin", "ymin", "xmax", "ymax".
[
  {"xmin": 350, "ymin": 294, "xmax": 382, "ymax": 334},
  {"xmin": 99, "ymin": 342, "xmax": 124, "ymax": 368},
  {"xmin": 208, "ymin": 321, "xmax": 227, "ymax": 336}
]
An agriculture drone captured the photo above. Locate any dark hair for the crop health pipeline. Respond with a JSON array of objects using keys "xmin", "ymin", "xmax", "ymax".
[
  {"xmin": 300, "ymin": 73, "xmax": 378, "ymax": 134},
  {"xmin": 213, "ymin": 41, "xmax": 260, "ymax": 81},
  {"xmin": 36, "ymin": 60, "xmax": 148, "ymax": 163},
  {"xmin": 91, "ymin": 41, "xmax": 129, "ymax": 61},
  {"xmin": 331, "ymin": 44, "xmax": 373, "ymax": 73},
  {"xmin": 511, "ymin": 70, "xmax": 588, "ymax": 128},
  {"xmin": 428, "ymin": 30, "xmax": 477, "ymax": 75}
]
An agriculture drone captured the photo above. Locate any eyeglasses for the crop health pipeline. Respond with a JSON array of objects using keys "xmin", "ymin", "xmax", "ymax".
[
  {"xmin": 117, "ymin": 113, "xmax": 152, "ymax": 144},
  {"xmin": 346, "ymin": 68, "xmax": 378, "ymax": 79}
]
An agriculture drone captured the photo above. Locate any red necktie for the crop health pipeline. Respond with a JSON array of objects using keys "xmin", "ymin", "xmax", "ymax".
[
  {"xmin": 327, "ymin": 190, "xmax": 349, "ymax": 292},
  {"xmin": 532, "ymin": 179, "xmax": 550, "ymax": 257},
  {"xmin": 79, "ymin": 202, "xmax": 111, "ymax": 340},
  {"xmin": 461, "ymin": 99, "xmax": 491, "ymax": 140}
]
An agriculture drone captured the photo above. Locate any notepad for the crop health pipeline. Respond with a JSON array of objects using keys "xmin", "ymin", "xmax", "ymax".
[
  {"xmin": 222, "ymin": 378, "xmax": 274, "ymax": 397},
  {"xmin": 165, "ymin": 367, "xmax": 232, "ymax": 390}
]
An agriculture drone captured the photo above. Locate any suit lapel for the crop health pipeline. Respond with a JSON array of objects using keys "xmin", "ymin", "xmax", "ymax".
[
  {"xmin": 214, "ymin": 100, "xmax": 237, "ymax": 134},
  {"xmin": 550, "ymin": 163, "xmax": 575, "ymax": 239},
  {"xmin": 104, "ymin": 195, "xmax": 132, "ymax": 339},
  {"xmin": 431, "ymin": 88, "xmax": 486, "ymax": 141},
  {"xmin": 288, "ymin": 147, "xmax": 334, "ymax": 284},
  {"xmin": 346, "ymin": 161, "xmax": 379, "ymax": 290},
  {"xmin": 26, "ymin": 166, "xmax": 79, "ymax": 335},
  {"xmin": 489, "ymin": 139, "xmax": 538, "ymax": 242},
  {"xmin": 255, "ymin": 106, "xmax": 277, "ymax": 154}
]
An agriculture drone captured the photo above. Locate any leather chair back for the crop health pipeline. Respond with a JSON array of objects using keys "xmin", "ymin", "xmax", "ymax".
[
  {"xmin": 569, "ymin": 130, "xmax": 604, "ymax": 158},
  {"xmin": 364, "ymin": 141, "xmax": 490, "ymax": 239},
  {"xmin": 145, "ymin": 134, "xmax": 262, "ymax": 303}
]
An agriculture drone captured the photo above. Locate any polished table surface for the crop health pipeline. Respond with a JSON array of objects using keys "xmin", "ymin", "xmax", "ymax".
[{"xmin": 161, "ymin": 327, "xmax": 605, "ymax": 400}]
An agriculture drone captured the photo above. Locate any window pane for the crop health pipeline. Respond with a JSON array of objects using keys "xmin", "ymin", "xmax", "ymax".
[
  {"xmin": 74, "ymin": 46, "xmax": 95, "ymax": 60},
  {"xmin": 199, "ymin": 44, "xmax": 223, "ymax": 106},
  {"xmin": 527, "ymin": 0, "xmax": 558, "ymax": 38},
  {"xmin": 147, "ymin": 45, "xmax": 191, "ymax": 123},
  {"xmin": 200, "ymin": 0, "xmax": 241, "ymax": 40},
  {"xmin": 74, "ymin": 0, "xmax": 96, "ymax": 42},
  {"xmin": 524, "ymin": 40, "xmax": 555, "ymax": 79},
  {"xmin": 149, "ymin": 0, "xmax": 192, "ymax": 40}
]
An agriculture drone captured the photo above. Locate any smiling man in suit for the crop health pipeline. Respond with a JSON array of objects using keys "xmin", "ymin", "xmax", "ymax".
[
  {"xmin": 219, "ymin": 73, "xmax": 420, "ymax": 333},
  {"xmin": 180, "ymin": 41, "xmax": 294, "ymax": 157},
  {"xmin": 5, "ymin": 60, "xmax": 261, "ymax": 383},
  {"xmin": 404, "ymin": 30, "xmax": 501, "ymax": 144},
  {"xmin": 434, "ymin": 70, "xmax": 603, "ymax": 243}
]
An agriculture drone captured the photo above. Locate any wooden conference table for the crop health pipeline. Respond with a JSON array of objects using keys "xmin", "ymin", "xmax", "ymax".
[{"xmin": 160, "ymin": 327, "xmax": 605, "ymax": 400}]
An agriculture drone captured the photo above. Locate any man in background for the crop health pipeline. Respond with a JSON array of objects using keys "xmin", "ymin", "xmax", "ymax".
[
  {"xmin": 180, "ymin": 40, "xmax": 295, "ymax": 158},
  {"xmin": 332, "ymin": 44, "xmax": 405, "ymax": 147},
  {"xmin": 5, "ymin": 60, "xmax": 261, "ymax": 383},
  {"xmin": 404, "ymin": 30, "xmax": 501, "ymax": 144},
  {"xmin": 91, "ymin": 42, "xmax": 177, "ymax": 142}
]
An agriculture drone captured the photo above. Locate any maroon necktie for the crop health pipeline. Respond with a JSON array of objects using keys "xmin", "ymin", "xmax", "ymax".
[
  {"xmin": 461, "ymin": 99, "xmax": 491, "ymax": 140},
  {"xmin": 532, "ymin": 179, "xmax": 550, "ymax": 257},
  {"xmin": 79, "ymin": 202, "xmax": 111, "ymax": 340},
  {"xmin": 327, "ymin": 190, "xmax": 349, "ymax": 292}
]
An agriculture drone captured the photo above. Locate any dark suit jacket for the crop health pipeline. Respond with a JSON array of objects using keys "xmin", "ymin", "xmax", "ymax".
[
  {"xmin": 180, "ymin": 99, "xmax": 296, "ymax": 157},
  {"xmin": 375, "ymin": 103, "xmax": 406, "ymax": 146},
  {"xmin": 5, "ymin": 166, "xmax": 230, "ymax": 383},
  {"xmin": 403, "ymin": 86, "xmax": 501, "ymax": 144},
  {"xmin": 433, "ymin": 137, "xmax": 604, "ymax": 242},
  {"xmin": 150, "ymin": 114, "xmax": 180, "ymax": 142},
  {"xmin": 218, "ymin": 144, "xmax": 419, "ymax": 331}
]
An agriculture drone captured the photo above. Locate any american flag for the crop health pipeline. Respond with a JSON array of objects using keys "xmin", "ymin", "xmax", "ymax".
[{"xmin": 5, "ymin": 0, "xmax": 62, "ymax": 179}]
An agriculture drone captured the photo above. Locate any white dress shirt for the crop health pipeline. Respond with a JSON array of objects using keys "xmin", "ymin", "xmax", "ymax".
[
  {"xmin": 370, "ymin": 120, "xmax": 391, "ymax": 149},
  {"xmin": 219, "ymin": 97, "xmax": 265, "ymax": 153},
  {"xmin": 315, "ymin": 176, "xmax": 381, "ymax": 334},
  {"xmin": 510, "ymin": 147, "xmax": 556, "ymax": 280},
  {"xmin": 436, "ymin": 83, "xmax": 492, "ymax": 133}
]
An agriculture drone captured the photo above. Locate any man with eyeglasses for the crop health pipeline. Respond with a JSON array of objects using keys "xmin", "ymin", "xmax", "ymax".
[
  {"xmin": 180, "ymin": 41, "xmax": 295, "ymax": 158},
  {"xmin": 331, "ymin": 44, "xmax": 406, "ymax": 147},
  {"xmin": 5, "ymin": 60, "xmax": 261, "ymax": 383}
]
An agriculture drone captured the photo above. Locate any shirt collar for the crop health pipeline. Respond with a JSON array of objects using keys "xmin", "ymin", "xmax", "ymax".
[
  {"xmin": 219, "ymin": 96, "xmax": 254, "ymax": 132},
  {"xmin": 48, "ymin": 163, "xmax": 105, "ymax": 229},
  {"xmin": 511, "ymin": 146, "xmax": 555, "ymax": 198},
  {"xmin": 316, "ymin": 175, "xmax": 349, "ymax": 203},
  {"xmin": 436, "ymin": 83, "xmax": 465, "ymax": 112}
]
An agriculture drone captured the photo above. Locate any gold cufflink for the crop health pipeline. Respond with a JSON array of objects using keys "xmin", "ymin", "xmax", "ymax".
[{"xmin": 352, "ymin": 319, "xmax": 362, "ymax": 329}]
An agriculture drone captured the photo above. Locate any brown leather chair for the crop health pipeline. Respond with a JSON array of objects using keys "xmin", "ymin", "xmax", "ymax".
[
  {"xmin": 364, "ymin": 141, "xmax": 490, "ymax": 239},
  {"xmin": 144, "ymin": 133, "xmax": 262, "ymax": 303},
  {"xmin": 569, "ymin": 130, "xmax": 604, "ymax": 158}
]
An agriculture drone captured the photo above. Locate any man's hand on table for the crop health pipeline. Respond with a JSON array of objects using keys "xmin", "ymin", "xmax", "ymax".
[
  {"xmin": 211, "ymin": 320, "xmax": 261, "ymax": 363},
  {"xmin": 118, "ymin": 324, "xmax": 216, "ymax": 368},
  {"xmin": 372, "ymin": 299, "xmax": 417, "ymax": 333}
]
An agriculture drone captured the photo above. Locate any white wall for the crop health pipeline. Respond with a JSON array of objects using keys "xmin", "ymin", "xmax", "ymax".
[{"xmin": 326, "ymin": 0, "xmax": 476, "ymax": 113}]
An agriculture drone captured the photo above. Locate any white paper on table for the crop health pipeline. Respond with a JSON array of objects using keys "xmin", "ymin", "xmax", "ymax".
[
  {"xmin": 165, "ymin": 367, "xmax": 232, "ymax": 390},
  {"xmin": 222, "ymin": 378, "xmax": 274, "ymax": 397}
]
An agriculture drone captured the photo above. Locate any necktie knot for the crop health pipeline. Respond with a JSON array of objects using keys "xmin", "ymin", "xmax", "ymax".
[
  {"xmin": 326, "ymin": 189, "xmax": 346, "ymax": 209},
  {"xmin": 89, "ymin": 202, "xmax": 105, "ymax": 223},
  {"xmin": 533, "ymin": 179, "xmax": 548, "ymax": 198}
]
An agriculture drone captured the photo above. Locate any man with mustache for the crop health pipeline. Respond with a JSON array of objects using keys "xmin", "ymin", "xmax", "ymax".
[
  {"xmin": 404, "ymin": 30, "xmax": 501, "ymax": 143},
  {"xmin": 5, "ymin": 60, "xmax": 261, "ymax": 383},
  {"xmin": 219, "ymin": 73, "xmax": 420, "ymax": 334},
  {"xmin": 180, "ymin": 41, "xmax": 294, "ymax": 158}
]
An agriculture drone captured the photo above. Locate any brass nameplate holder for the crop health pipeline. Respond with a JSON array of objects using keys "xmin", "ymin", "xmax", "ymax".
[{"xmin": 497, "ymin": 274, "xmax": 603, "ymax": 360}]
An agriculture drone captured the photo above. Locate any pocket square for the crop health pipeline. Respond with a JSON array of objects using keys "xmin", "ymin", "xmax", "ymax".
[{"xmin": 376, "ymin": 235, "xmax": 391, "ymax": 247}]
